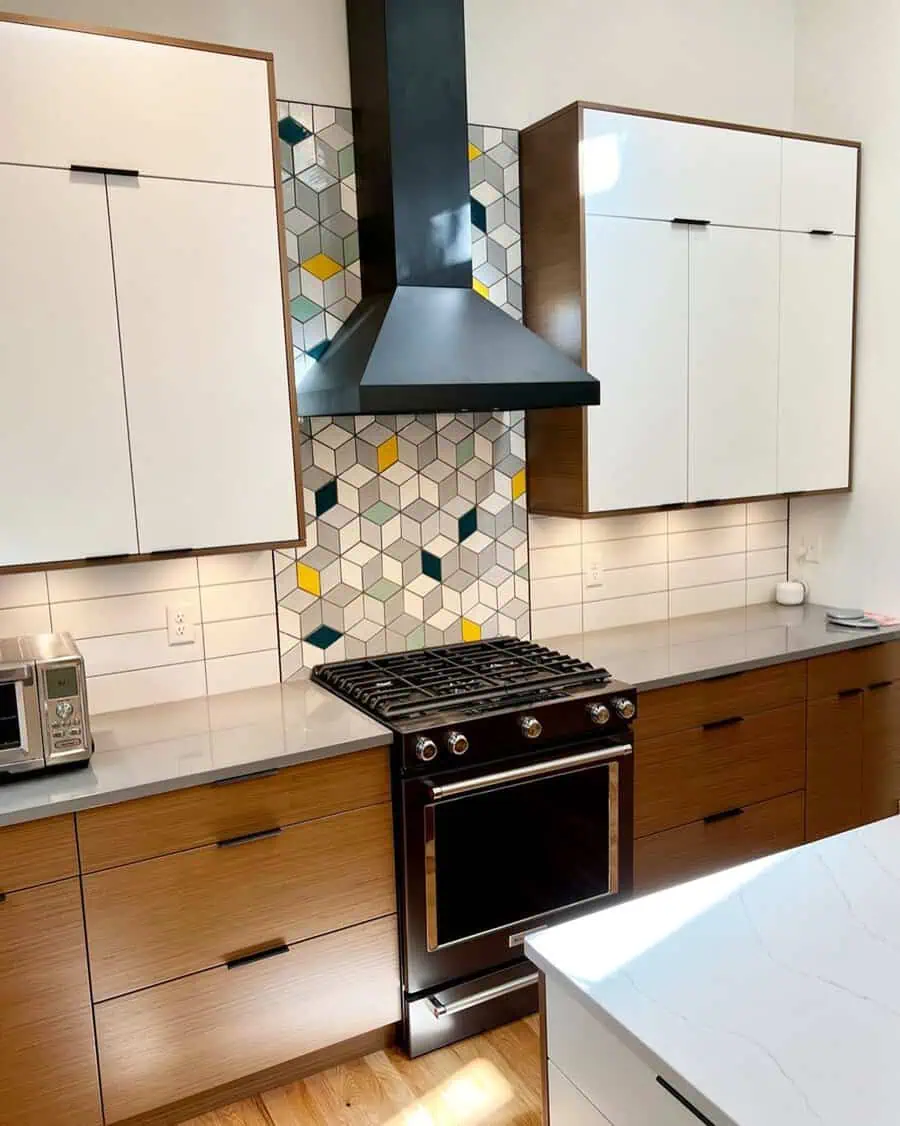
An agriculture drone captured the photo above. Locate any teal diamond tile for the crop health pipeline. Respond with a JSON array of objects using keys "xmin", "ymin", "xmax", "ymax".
[
  {"xmin": 304, "ymin": 624, "xmax": 342, "ymax": 649},
  {"xmin": 279, "ymin": 117, "xmax": 312, "ymax": 146},
  {"xmin": 290, "ymin": 295, "xmax": 322, "ymax": 324}
]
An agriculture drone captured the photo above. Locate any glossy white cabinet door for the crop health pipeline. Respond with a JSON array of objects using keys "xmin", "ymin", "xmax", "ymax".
[
  {"xmin": 549, "ymin": 1063, "xmax": 614, "ymax": 1125},
  {"xmin": 585, "ymin": 216, "xmax": 689, "ymax": 511},
  {"xmin": 689, "ymin": 226, "xmax": 780, "ymax": 502},
  {"xmin": 778, "ymin": 233, "xmax": 855, "ymax": 493},
  {"xmin": 108, "ymin": 178, "xmax": 299, "ymax": 553},
  {"xmin": 781, "ymin": 139, "xmax": 858, "ymax": 236},
  {"xmin": 582, "ymin": 110, "xmax": 781, "ymax": 229},
  {"xmin": 0, "ymin": 166, "xmax": 138, "ymax": 567},
  {"xmin": 0, "ymin": 20, "xmax": 274, "ymax": 186}
]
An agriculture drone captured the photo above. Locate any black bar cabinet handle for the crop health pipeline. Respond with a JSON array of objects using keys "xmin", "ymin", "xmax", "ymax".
[
  {"xmin": 704, "ymin": 807, "xmax": 745, "ymax": 825},
  {"xmin": 0, "ymin": 892, "xmax": 6, "ymax": 904},
  {"xmin": 809, "ymin": 228, "xmax": 834, "ymax": 236},
  {"xmin": 869, "ymin": 680, "xmax": 894, "ymax": 691},
  {"xmin": 213, "ymin": 767, "xmax": 280, "ymax": 787},
  {"xmin": 226, "ymin": 942, "xmax": 290, "ymax": 970},
  {"xmin": 656, "ymin": 1077, "xmax": 715, "ymax": 1125},
  {"xmin": 217, "ymin": 826, "xmax": 281, "ymax": 849},
  {"xmin": 70, "ymin": 163, "xmax": 140, "ymax": 177},
  {"xmin": 672, "ymin": 217, "xmax": 711, "ymax": 226},
  {"xmin": 702, "ymin": 715, "xmax": 744, "ymax": 732},
  {"xmin": 838, "ymin": 687, "xmax": 864, "ymax": 698}
]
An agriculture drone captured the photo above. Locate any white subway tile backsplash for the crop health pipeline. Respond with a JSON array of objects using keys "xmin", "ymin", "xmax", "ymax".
[
  {"xmin": 748, "ymin": 498, "xmax": 788, "ymax": 524},
  {"xmin": 203, "ymin": 615, "xmax": 278, "ymax": 660},
  {"xmin": 200, "ymin": 579, "xmax": 276, "ymax": 623},
  {"xmin": 747, "ymin": 575, "xmax": 780, "ymax": 605},
  {"xmin": 205, "ymin": 650, "xmax": 280, "ymax": 696},
  {"xmin": 528, "ymin": 515, "xmax": 582, "ymax": 549},
  {"xmin": 529, "ymin": 544, "xmax": 582, "ymax": 580},
  {"xmin": 530, "ymin": 604, "xmax": 583, "ymax": 639},
  {"xmin": 197, "ymin": 551, "xmax": 274, "ymax": 587},
  {"xmin": 47, "ymin": 557, "xmax": 197, "ymax": 602},
  {"xmin": 582, "ymin": 512, "xmax": 667, "ymax": 543},
  {"xmin": 87, "ymin": 662, "xmax": 208, "ymax": 714},
  {"xmin": 747, "ymin": 547, "xmax": 788, "ymax": 578},
  {"xmin": 0, "ymin": 604, "xmax": 52, "ymax": 636},
  {"xmin": 583, "ymin": 592, "xmax": 669, "ymax": 631},
  {"xmin": 53, "ymin": 589, "xmax": 201, "ymax": 639},
  {"xmin": 583, "ymin": 563, "xmax": 668, "ymax": 603},
  {"xmin": 78, "ymin": 629, "xmax": 204, "ymax": 677},
  {"xmin": 668, "ymin": 525, "xmax": 746, "ymax": 562},
  {"xmin": 667, "ymin": 503, "xmax": 746, "ymax": 534},
  {"xmin": 669, "ymin": 553, "xmax": 746, "ymax": 590},
  {"xmin": 531, "ymin": 576, "xmax": 581, "ymax": 611},
  {"xmin": 747, "ymin": 521, "xmax": 788, "ymax": 551},
  {"xmin": 669, "ymin": 580, "xmax": 746, "ymax": 618},
  {"xmin": 0, "ymin": 571, "xmax": 48, "ymax": 610},
  {"xmin": 588, "ymin": 535, "xmax": 668, "ymax": 570}
]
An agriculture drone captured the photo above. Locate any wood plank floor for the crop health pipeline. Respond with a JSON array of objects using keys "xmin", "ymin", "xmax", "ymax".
[{"xmin": 179, "ymin": 1017, "xmax": 542, "ymax": 1126}]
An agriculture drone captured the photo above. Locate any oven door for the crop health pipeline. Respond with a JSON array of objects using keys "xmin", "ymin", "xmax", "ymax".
[
  {"xmin": 401, "ymin": 739, "xmax": 634, "ymax": 995},
  {"xmin": 0, "ymin": 666, "xmax": 44, "ymax": 771}
]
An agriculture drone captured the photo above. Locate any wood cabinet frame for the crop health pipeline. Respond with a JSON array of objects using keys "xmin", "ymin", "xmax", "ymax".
[
  {"xmin": 521, "ymin": 100, "xmax": 862, "ymax": 518},
  {"xmin": 0, "ymin": 11, "xmax": 305, "ymax": 573}
]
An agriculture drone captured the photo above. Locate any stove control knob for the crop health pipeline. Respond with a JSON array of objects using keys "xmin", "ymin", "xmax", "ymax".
[
  {"xmin": 447, "ymin": 731, "xmax": 469, "ymax": 756},
  {"xmin": 614, "ymin": 697, "xmax": 636, "ymax": 720},
  {"xmin": 587, "ymin": 703, "xmax": 611, "ymax": 726},
  {"xmin": 520, "ymin": 715, "xmax": 543, "ymax": 740},
  {"xmin": 415, "ymin": 736, "xmax": 438, "ymax": 763}
]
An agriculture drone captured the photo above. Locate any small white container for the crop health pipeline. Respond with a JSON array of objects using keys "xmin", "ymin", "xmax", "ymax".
[{"xmin": 776, "ymin": 580, "xmax": 808, "ymax": 606}]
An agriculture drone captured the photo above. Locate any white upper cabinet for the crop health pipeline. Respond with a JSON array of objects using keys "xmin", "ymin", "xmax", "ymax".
[
  {"xmin": 586, "ymin": 216, "xmax": 689, "ymax": 511},
  {"xmin": 0, "ymin": 20, "xmax": 274, "ymax": 186},
  {"xmin": 778, "ymin": 233, "xmax": 855, "ymax": 493},
  {"xmin": 582, "ymin": 109, "xmax": 782, "ymax": 229},
  {"xmin": 688, "ymin": 226, "xmax": 780, "ymax": 503},
  {"xmin": 0, "ymin": 166, "xmax": 138, "ymax": 566},
  {"xmin": 781, "ymin": 139, "xmax": 858, "ymax": 236},
  {"xmin": 108, "ymin": 177, "xmax": 300, "ymax": 554}
]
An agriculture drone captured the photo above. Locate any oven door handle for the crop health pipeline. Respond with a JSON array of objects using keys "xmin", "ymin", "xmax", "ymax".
[
  {"xmin": 0, "ymin": 665, "xmax": 32, "ymax": 685},
  {"xmin": 427, "ymin": 743, "xmax": 632, "ymax": 801},
  {"xmin": 425, "ymin": 971, "xmax": 540, "ymax": 1019}
]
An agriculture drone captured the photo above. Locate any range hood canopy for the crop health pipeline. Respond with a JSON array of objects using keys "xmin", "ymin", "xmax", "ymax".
[{"xmin": 294, "ymin": 0, "xmax": 601, "ymax": 417}]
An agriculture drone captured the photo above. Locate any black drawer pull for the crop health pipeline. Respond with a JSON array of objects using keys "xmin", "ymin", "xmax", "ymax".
[
  {"xmin": 869, "ymin": 680, "xmax": 894, "ymax": 691},
  {"xmin": 702, "ymin": 715, "xmax": 744, "ymax": 732},
  {"xmin": 71, "ymin": 163, "xmax": 140, "ymax": 177},
  {"xmin": 672, "ymin": 217, "xmax": 711, "ymax": 226},
  {"xmin": 226, "ymin": 942, "xmax": 290, "ymax": 970},
  {"xmin": 0, "ymin": 892, "xmax": 6, "ymax": 904},
  {"xmin": 213, "ymin": 767, "xmax": 280, "ymax": 787},
  {"xmin": 656, "ymin": 1076, "xmax": 715, "ymax": 1125},
  {"xmin": 217, "ymin": 826, "xmax": 281, "ymax": 849},
  {"xmin": 838, "ymin": 687, "xmax": 864, "ymax": 698},
  {"xmin": 809, "ymin": 228, "xmax": 834, "ymax": 236},
  {"xmin": 704, "ymin": 807, "xmax": 744, "ymax": 825}
]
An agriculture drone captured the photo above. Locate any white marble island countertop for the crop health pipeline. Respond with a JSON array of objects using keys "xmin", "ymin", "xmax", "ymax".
[
  {"xmin": 0, "ymin": 679, "xmax": 391, "ymax": 828},
  {"xmin": 527, "ymin": 816, "xmax": 900, "ymax": 1126}
]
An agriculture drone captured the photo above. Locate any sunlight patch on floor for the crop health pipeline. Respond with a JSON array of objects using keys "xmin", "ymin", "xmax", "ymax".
[{"xmin": 386, "ymin": 1058, "xmax": 514, "ymax": 1126}]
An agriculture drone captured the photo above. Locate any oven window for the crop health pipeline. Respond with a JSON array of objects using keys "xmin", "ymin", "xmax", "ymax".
[
  {"xmin": 0, "ymin": 683, "xmax": 21, "ymax": 751},
  {"xmin": 432, "ymin": 763, "xmax": 612, "ymax": 947}
]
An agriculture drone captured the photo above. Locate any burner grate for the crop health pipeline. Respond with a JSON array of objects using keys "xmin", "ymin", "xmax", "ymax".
[{"xmin": 314, "ymin": 637, "xmax": 611, "ymax": 721}]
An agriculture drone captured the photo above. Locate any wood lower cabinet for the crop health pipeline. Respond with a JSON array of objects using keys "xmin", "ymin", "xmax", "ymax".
[
  {"xmin": 635, "ymin": 792, "xmax": 805, "ymax": 894},
  {"xmin": 862, "ymin": 680, "xmax": 900, "ymax": 823},
  {"xmin": 95, "ymin": 915, "xmax": 401, "ymax": 1123},
  {"xmin": 0, "ymin": 879, "xmax": 102, "ymax": 1126},
  {"xmin": 0, "ymin": 814, "xmax": 77, "ymax": 893},
  {"xmin": 806, "ymin": 691, "xmax": 863, "ymax": 842}
]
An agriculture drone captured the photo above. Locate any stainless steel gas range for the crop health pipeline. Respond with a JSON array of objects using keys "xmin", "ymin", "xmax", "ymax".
[{"xmin": 313, "ymin": 638, "xmax": 635, "ymax": 1056}]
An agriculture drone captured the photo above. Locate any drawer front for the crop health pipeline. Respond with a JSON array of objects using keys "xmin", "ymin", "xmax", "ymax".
[
  {"xmin": 96, "ymin": 914, "xmax": 401, "ymax": 1123},
  {"xmin": 78, "ymin": 745, "xmax": 391, "ymax": 871},
  {"xmin": 549, "ymin": 1062, "xmax": 614, "ymax": 1125},
  {"xmin": 547, "ymin": 980, "xmax": 710, "ymax": 1125},
  {"xmin": 0, "ymin": 879, "xmax": 103, "ymax": 1125},
  {"xmin": 636, "ymin": 662, "xmax": 806, "ymax": 739},
  {"xmin": 807, "ymin": 641, "xmax": 900, "ymax": 700},
  {"xmin": 84, "ymin": 802, "xmax": 395, "ymax": 1000},
  {"xmin": 635, "ymin": 791, "xmax": 805, "ymax": 894},
  {"xmin": 635, "ymin": 702, "xmax": 805, "ymax": 837},
  {"xmin": 0, "ymin": 815, "xmax": 77, "ymax": 894}
]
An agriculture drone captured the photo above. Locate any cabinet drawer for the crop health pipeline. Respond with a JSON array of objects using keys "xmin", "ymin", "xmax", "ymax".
[
  {"xmin": 549, "ymin": 1063, "xmax": 614, "ymax": 1125},
  {"xmin": 635, "ymin": 702, "xmax": 805, "ymax": 837},
  {"xmin": 96, "ymin": 914, "xmax": 401, "ymax": 1123},
  {"xmin": 84, "ymin": 802, "xmax": 395, "ymax": 1000},
  {"xmin": 635, "ymin": 791, "xmax": 805, "ymax": 894},
  {"xmin": 636, "ymin": 662, "xmax": 806, "ymax": 739},
  {"xmin": 807, "ymin": 642, "xmax": 900, "ymax": 700},
  {"xmin": 77, "ymin": 746, "xmax": 390, "ymax": 870},
  {"xmin": 0, "ymin": 815, "xmax": 77, "ymax": 894},
  {"xmin": 0, "ymin": 879, "xmax": 102, "ymax": 1125}
]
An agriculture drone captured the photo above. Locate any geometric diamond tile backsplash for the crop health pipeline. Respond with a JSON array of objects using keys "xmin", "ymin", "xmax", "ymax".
[{"xmin": 274, "ymin": 101, "xmax": 528, "ymax": 678}]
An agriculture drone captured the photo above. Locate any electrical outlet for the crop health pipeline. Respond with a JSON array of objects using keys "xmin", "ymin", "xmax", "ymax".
[
  {"xmin": 584, "ymin": 555, "xmax": 604, "ymax": 589},
  {"xmin": 166, "ymin": 604, "xmax": 196, "ymax": 646}
]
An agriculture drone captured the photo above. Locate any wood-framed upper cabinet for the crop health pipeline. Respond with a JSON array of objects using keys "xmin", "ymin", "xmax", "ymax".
[
  {"xmin": 522, "ymin": 102, "xmax": 859, "ymax": 518},
  {"xmin": 0, "ymin": 165, "xmax": 139, "ymax": 567},
  {"xmin": 0, "ymin": 18, "xmax": 275, "ymax": 187}
]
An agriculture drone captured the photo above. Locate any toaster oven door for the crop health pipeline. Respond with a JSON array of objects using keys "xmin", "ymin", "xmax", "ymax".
[{"xmin": 0, "ymin": 668, "xmax": 45, "ymax": 770}]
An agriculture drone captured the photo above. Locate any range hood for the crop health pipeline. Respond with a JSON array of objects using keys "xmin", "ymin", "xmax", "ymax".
[{"xmin": 295, "ymin": 0, "xmax": 601, "ymax": 417}]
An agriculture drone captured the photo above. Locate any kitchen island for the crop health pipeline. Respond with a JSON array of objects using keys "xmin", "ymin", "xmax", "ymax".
[{"xmin": 527, "ymin": 815, "xmax": 900, "ymax": 1125}]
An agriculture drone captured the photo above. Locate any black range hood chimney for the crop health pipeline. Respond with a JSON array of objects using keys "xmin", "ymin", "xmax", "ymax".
[{"xmin": 295, "ymin": 0, "xmax": 601, "ymax": 417}]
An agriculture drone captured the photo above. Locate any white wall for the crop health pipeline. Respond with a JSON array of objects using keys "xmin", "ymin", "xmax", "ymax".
[
  {"xmin": 11, "ymin": 0, "xmax": 795, "ymax": 127},
  {"xmin": 790, "ymin": 0, "xmax": 898, "ymax": 612}
]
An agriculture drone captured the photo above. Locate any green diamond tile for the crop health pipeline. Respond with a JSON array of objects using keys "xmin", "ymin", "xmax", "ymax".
[
  {"xmin": 362, "ymin": 500, "xmax": 399, "ymax": 526},
  {"xmin": 290, "ymin": 294, "xmax": 322, "ymax": 324}
]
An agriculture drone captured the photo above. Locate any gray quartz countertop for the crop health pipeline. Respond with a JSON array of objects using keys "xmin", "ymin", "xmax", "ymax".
[
  {"xmin": 543, "ymin": 603, "xmax": 900, "ymax": 691},
  {"xmin": 0, "ymin": 679, "xmax": 391, "ymax": 829}
]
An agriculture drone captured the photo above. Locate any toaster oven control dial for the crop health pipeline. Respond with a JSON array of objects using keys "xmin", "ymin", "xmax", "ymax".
[
  {"xmin": 415, "ymin": 736, "xmax": 438, "ymax": 763},
  {"xmin": 55, "ymin": 701, "xmax": 74, "ymax": 720},
  {"xmin": 447, "ymin": 731, "xmax": 469, "ymax": 756},
  {"xmin": 520, "ymin": 715, "xmax": 543, "ymax": 740},
  {"xmin": 587, "ymin": 703, "xmax": 611, "ymax": 726},
  {"xmin": 614, "ymin": 697, "xmax": 636, "ymax": 720}
]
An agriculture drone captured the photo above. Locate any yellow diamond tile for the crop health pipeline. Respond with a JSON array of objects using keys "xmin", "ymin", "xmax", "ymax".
[
  {"xmin": 461, "ymin": 618, "xmax": 482, "ymax": 643},
  {"xmin": 302, "ymin": 252, "xmax": 342, "ymax": 281},
  {"xmin": 377, "ymin": 435, "xmax": 399, "ymax": 472},
  {"xmin": 512, "ymin": 468, "xmax": 527, "ymax": 501},
  {"xmin": 468, "ymin": 142, "xmax": 482, "ymax": 161},
  {"xmin": 296, "ymin": 562, "xmax": 321, "ymax": 597},
  {"xmin": 473, "ymin": 278, "xmax": 489, "ymax": 299}
]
